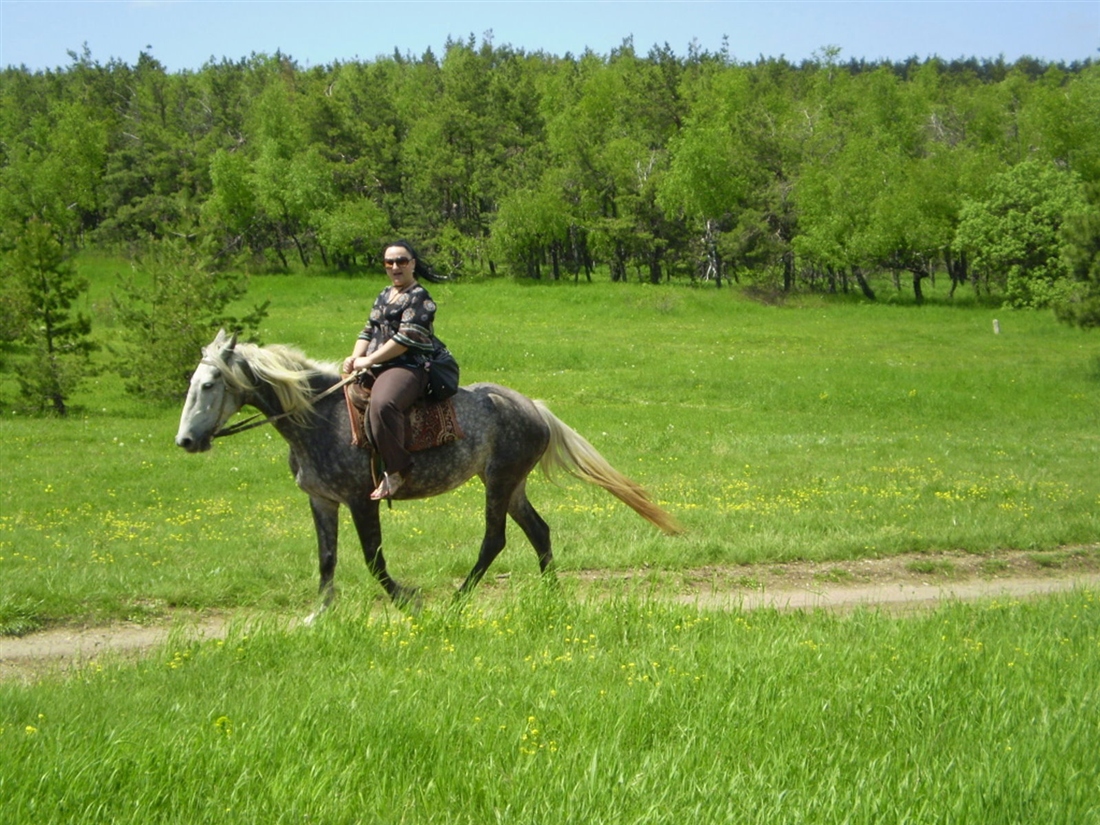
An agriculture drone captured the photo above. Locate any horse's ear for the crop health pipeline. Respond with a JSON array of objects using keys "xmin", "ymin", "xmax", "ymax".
[{"xmin": 211, "ymin": 328, "xmax": 237, "ymax": 352}]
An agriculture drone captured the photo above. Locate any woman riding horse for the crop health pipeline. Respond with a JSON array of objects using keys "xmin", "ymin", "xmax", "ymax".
[
  {"xmin": 343, "ymin": 240, "xmax": 450, "ymax": 501},
  {"xmin": 177, "ymin": 331, "xmax": 681, "ymax": 611}
]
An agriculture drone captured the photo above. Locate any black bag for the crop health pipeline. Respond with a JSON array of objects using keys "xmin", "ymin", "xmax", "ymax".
[{"xmin": 424, "ymin": 346, "xmax": 460, "ymax": 402}]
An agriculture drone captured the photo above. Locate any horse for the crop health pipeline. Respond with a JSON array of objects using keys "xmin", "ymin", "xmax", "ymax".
[{"xmin": 175, "ymin": 329, "xmax": 681, "ymax": 612}]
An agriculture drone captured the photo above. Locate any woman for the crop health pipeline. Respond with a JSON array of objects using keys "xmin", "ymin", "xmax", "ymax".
[{"xmin": 343, "ymin": 240, "xmax": 448, "ymax": 500}]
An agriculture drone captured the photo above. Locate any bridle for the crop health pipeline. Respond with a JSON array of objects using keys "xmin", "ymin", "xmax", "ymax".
[{"xmin": 206, "ymin": 362, "xmax": 365, "ymax": 439}]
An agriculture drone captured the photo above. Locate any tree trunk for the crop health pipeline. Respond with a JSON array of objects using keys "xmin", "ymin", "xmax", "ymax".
[
  {"xmin": 704, "ymin": 218, "xmax": 721, "ymax": 288},
  {"xmin": 852, "ymin": 267, "xmax": 876, "ymax": 300},
  {"xmin": 291, "ymin": 234, "xmax": 309, "ymax": 268},
  {"xmin": 945, "ymin": 248, "xmax": 968, "ymax": 298},
  {"xmin": 46, "ymin": 347, "xmax": 67, "ymax": 416},
  {"xmin": 611, "ymin": 244, "xmax": 627, "ymax": 282},
  {"xmin": 648, "ymin": 247, "xmax": 662, "ymax": 284}
]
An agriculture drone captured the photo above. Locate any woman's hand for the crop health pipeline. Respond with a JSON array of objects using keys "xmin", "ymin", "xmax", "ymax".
[
  {"xmin": 343, "ymin": 340, "xmax": 407, "ymax": 374},
  {"xmin": 343, "ymin": 355, "xmax": 369, "ymax": 374}
]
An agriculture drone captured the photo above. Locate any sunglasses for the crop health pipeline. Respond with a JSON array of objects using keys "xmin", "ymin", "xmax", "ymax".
[{"xmin": 384, "ymin": 256, "xmax": 412, "ymax": 266}]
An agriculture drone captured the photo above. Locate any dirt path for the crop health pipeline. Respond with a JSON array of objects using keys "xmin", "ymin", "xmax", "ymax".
[{"xmin": 3, "ymin": 547, "xmax": 1098, "ymax": 683}]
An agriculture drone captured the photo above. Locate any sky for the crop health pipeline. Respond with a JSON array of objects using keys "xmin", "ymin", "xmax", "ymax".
[{"xmin": 0, "ymin": 0, "xmax": 1096, "ymax": 73}]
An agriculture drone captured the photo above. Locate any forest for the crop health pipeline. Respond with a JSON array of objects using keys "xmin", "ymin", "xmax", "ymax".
[{"xmin": 1, "ymin": 38, "xmax": 1099, "ymax": 409}]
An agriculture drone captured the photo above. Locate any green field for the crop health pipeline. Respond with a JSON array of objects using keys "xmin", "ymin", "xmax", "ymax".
[
  {"xmin": 3, "ymin": 588, "xmax": 1098, "ymax": 823},
  {"xmin": 3, "ymin": 271, "xmax": 1098, "ymax": 627},
  {"xmin": 2, "ymin": 270, "xmax": 1099, "ymax": 822}
]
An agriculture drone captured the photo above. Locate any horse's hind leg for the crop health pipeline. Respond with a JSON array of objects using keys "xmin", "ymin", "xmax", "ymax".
[
  {"xmin": 347, "ymin": 499, "xmax": 419, "ymax": 610},
  {"xmin": 456, "ymin": 480, "xmax": 512, "ymax": 597},
  {"xmin": 508, "ymin": 484, "xmax": 554, "ymax": 576}
]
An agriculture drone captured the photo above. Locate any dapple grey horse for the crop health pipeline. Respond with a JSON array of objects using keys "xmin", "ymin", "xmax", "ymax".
[{"xmin": 176, "ymin": 330, "xmax": 680, "ymax": 612}]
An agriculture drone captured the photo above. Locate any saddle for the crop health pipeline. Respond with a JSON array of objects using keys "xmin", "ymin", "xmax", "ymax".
[{"xmin": 344, "ymin": 382, "xmax": 464, "ymax": 453}]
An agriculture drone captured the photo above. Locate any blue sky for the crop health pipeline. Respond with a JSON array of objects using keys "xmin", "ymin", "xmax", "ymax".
[{"xmin": 1, "ymin": 1, "xmax": 1096, "ymax": 72}]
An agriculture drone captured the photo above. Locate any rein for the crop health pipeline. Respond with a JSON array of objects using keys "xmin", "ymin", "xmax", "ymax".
[{"xmin": 212, "ymin": 369, "xmax": 364, "ymax": 440}]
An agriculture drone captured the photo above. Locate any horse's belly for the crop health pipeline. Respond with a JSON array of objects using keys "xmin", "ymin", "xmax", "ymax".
[{"xmin": 289, "ymin": 449, "xmax": 362, "ymax": 503}]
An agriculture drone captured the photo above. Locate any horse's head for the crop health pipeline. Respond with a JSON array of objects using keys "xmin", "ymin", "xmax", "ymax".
[{"xmin": 175, "ymin": 329, "xmax": 247, "ymax": 453}]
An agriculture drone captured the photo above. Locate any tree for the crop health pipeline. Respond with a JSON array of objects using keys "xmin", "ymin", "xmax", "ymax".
[
  {"xmin": 252, "ymin": 142, "xmax": 332, "ymax": 267},
  {"xmin": 537, "ymin": 42, "xmax": 683, "ymax": 283},
  {"xmin": 97, "ymin": 51, "xmax": 209, "ymax": 244},
  {"xmin": 1054, "ymin": 184, "xmax": 1100, "ymax": 329},
  {"xmin": 5, "ymin": 219, "xmax": 96, "ymax": 414},
  {"xmin": 955, "ymin": 160, "xmax": 1088, "ymax": 308},
  {"xmin": 0, "ymin": 98, "xmax": 109, "ymax": 244},
  {"xmin": 793, "ymin": 131, "xmax": 881, "ymax": 294},
  {"xmin": 314, "ymin": 197, "xmax": 391, "ymax": 269},
  {"xmin": 490, "ymin": 176, "xmax": 572, "ymax": 278},
  {"xmin": 3, "ymin": 45, "xmax": 1098, "ymax": 293},
  {"xmin": 111, "ymin": 240, "xmax": 269, "ymax": 401},
  {"xmin": 246, "ymin": 78, "xmax": 333, "ymax": 267},
  {"xmin": 203, "ymin": 147, "xmax": 266, "ymax": 262},
  {"xmin": 660, "ymin": 66, "xmax": 755, "ymax": 286}
]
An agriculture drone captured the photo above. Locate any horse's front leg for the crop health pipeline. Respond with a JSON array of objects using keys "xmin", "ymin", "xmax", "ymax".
[
  {"xmin": 305, "ymin": 495, "xmax": 340, "ymax": 623},
  {"xmin": 347, "ymin": 499, "xmax": 421, "ymax": 612}
]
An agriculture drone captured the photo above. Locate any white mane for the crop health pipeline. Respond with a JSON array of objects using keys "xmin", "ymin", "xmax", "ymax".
[{"xmin": 205, "ymin": 342, "xmax": 340, "ymax": 425}]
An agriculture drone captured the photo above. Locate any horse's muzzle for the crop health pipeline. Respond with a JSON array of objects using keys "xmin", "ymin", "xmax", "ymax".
[{"xmin": 175, "ymin": 434, "xmax": 212, "ymax": 453}]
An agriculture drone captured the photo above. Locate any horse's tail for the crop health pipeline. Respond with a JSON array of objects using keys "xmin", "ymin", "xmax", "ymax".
[{"xmin": 533, "ymin": 401, "xmax": 683, "ymax": 535}]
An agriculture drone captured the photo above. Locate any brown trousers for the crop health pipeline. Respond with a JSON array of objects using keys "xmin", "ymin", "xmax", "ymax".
[{"xmin": 369, "ymin": 366, "xmax": 428, "ymax": 475}]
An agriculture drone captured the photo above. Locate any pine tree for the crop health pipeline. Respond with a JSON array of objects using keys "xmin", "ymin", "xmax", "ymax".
[{"xmin": 7, "ymin": 219, "xmax": 96, "ymax": 415}]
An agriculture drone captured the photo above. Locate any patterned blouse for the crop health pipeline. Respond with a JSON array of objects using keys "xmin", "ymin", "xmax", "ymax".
[{"xmin": 357, "ymin": 283, "xmax": 439, "ymax": 367}]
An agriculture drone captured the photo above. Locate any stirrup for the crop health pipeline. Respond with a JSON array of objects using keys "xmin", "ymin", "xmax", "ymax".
[{"xmin": 370, "ymin": 472, "xmax": 402, "ymax": 501}]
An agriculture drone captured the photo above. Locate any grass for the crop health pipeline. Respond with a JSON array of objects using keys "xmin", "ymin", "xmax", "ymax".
[
  {"xmin": 3, "ymin": 262, "xmax": 1100, "ymax": 823},
  {"xmin": 980, "ymin": 558, "xmax": 1013, "ymax": 576},
  {"xmin": 2, "ymin": 267, "xmax": 1099, "ymax": 629},
  {"xmin": 905, "ymin": 559, "xmax": 958, "ymax": 577},
  {"xmin": 2, "ymin": 585, "xmax": 1097, "ymax": 823},
  {"xmin": 813, "ymin": 567, "xmax": 856, "ymax": 584},
  {"xmin": 1030, "ymin": 552, "xmax": 1068, "ymax": 569}
]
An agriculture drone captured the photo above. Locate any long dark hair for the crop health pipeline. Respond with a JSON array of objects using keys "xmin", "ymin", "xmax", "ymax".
[{"xmin": 386, "ymin": 239, "xmax": 449, "ymax": 284}]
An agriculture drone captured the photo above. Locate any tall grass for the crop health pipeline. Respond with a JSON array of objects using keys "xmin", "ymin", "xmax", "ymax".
[
  {"xmin": 2, "ymin": 586, "xmax": 1097, "ymax": 823},
  {"xmin": 2, "ymin": 268, "xmax": 1099, "ymax": 630},
  {"xmin": 3, "ymin": 265, "xmax": 1099, "ymax": 823}
]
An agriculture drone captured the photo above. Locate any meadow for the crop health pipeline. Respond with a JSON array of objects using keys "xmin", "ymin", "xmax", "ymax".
[
  {"xmin": 2, "ymin": 266, "xmax": 1100, "ymax": 822},
  {"xmin": 2, "ymin": 267, "xmax": 1098, "ymax": 629},
  {"xmin": 3, "ymin": 588, "xmax": 1099, "ymax": 823}
]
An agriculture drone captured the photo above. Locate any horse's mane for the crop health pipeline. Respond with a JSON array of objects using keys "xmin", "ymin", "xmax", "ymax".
[{"xmin": 206, "ymin": 341, "xmax": 340, "ymax": 425}]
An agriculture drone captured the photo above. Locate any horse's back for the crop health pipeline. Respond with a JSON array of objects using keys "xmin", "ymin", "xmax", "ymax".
[
  {"xmin": 453, "ymin": 382, "xmax": 551, "ymax": 460},
  {"xmin": 393, "ymin": 383, "xmax": 548, "ymax": 500}
]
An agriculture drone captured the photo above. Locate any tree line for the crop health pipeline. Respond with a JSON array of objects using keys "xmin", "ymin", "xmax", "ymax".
[{"xmin": 1, "ymin": 38, "xmax": 1098, "ymax": 411}]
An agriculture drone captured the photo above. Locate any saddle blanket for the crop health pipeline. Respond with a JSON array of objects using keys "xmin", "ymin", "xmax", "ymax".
[
  {"xmin": 345, "ymin": 387, "xmax": 464, "ymax": 452},
  {"xmin": 404, "ymin": 398, "xmax": 465, "ymax": 450}
]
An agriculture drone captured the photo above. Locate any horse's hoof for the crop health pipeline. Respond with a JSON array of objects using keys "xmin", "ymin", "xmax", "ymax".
[
  {"xmin": 303, "ymin": 607, "xmax": 327, "ymax": 626},
  {"xmin": 393, "ymin": 586, "xmax": 422, "ymax": 615}
]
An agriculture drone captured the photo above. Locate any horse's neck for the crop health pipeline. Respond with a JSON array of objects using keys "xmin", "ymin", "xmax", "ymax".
[
  {"xmin": 258, "ymin": 371, "xmax": 343, "ymax": 445},
  {"xmin": 236, "ymin": 362, "xmax": 283, "ymax": 419}
]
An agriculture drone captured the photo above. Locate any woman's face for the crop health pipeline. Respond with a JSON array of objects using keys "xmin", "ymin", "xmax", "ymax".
[{"xmin": 383, "ymin": 245, "xmax": 417, "ymax": 291}]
